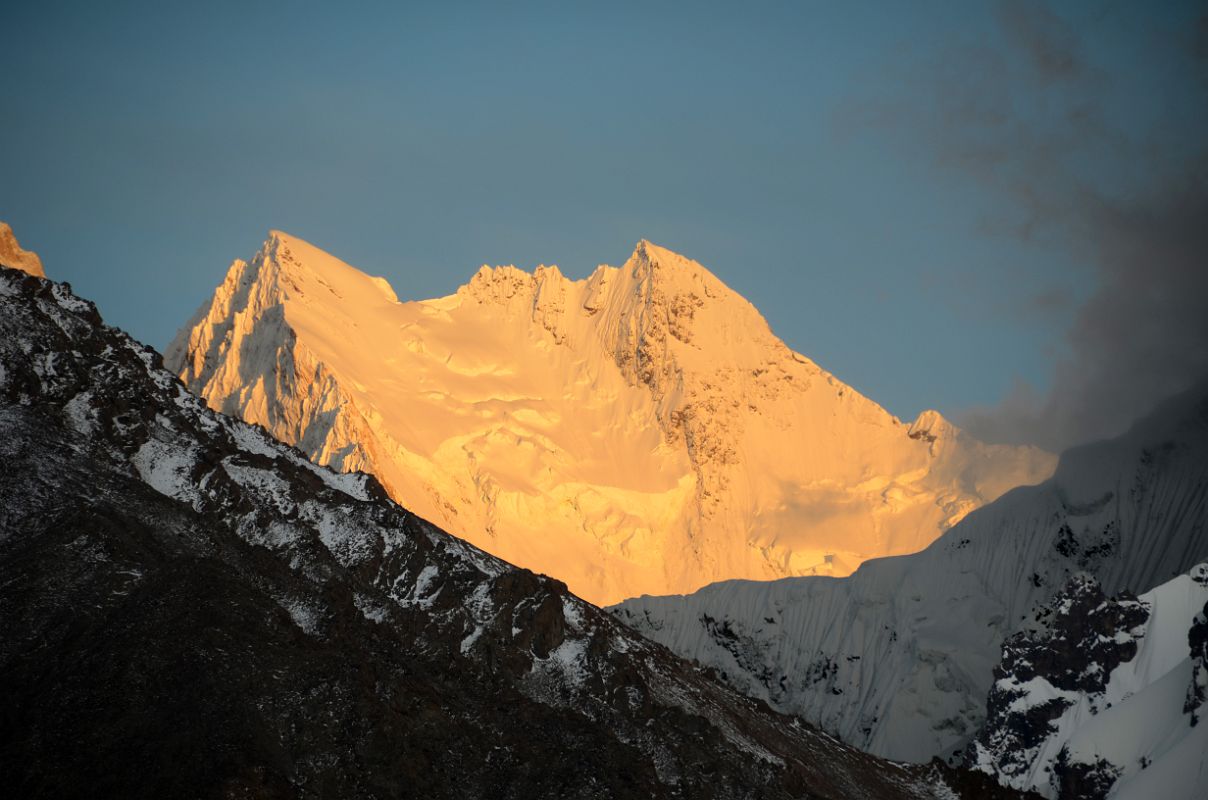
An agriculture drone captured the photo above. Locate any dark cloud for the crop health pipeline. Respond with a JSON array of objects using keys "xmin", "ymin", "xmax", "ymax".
[
  {"xmin": 882, "ymin": 1, "xmax": 1208, "ymax": 451},
  {"xmin": 995, "ymin": 0, "xmax": 1086, "ymax": 82},
  {"xmin": 964, "ymin": 171, "xmax": 1208, "ymax": 448}
]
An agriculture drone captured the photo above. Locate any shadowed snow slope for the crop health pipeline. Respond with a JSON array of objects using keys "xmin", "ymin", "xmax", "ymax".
[
  {"xmin": 0, "ymin": 265, "xmax": 1034, "ymax": 799},
  {"xmin": 611, "ymin": 386, "xmax": 1208, "ymax": 763},
  {"xmin": 167, "ymin": 231, "xmax": 1054, "ymax": 604}
]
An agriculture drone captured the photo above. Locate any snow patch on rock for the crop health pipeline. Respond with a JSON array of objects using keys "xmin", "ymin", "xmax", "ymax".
[{"xmin": 971, "ymin": 565, "xmax": 1208, "ymax": 799}]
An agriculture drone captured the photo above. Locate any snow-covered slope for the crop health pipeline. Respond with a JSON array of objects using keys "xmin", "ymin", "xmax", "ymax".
[
  {"xmin": 969, "ymin": 564, "xmax": 1208, "ymax": 799},
  {"xmin": 611, "ymin": 387, "xmax": 1208, "ymax": 762},
  {"xmin": 0, "ymin": 265, "xmax": 1033, "ymax": 799},
  {"xmin": 166, "ymin": 230, "xmax": 1053, "ymax": 604}
]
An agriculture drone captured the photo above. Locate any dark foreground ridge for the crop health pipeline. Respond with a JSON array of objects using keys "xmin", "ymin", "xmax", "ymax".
[{"xmin": 0, "ymin": 267, "xmax": 1032, "ymax": 799}]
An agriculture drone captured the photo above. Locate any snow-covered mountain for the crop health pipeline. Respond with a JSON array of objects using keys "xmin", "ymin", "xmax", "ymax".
[
  {"xmin": 166, "ymin": 230, "xmax": 1054, "ymax": 604},
  {"xmin": 611, "ymin": 386, "xmax": 1208, "ymax": 763},
  {"xmin": 969, "ymin": 564, "xmax": 1208, "ymax": 799},
  {"xmin": 0, "ymin": 264, "xmax": 1034, "ymax": 799},
  {"xmin": 0, "ymin": 221, "xmax": 45, "ymax": 277}
]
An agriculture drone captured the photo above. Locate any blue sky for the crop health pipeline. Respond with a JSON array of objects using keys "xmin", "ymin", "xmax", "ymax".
[{"xmin": 4, "ymin": 1, "xmax": 1205, "ymax": 446}]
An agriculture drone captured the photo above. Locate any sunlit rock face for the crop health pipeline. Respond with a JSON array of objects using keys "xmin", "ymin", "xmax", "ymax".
[
  {"xmin": 167, "ymin": 231, "xmax": 1055, "ymax": 604},
  {"xmin": 0, "ymin": 222, "xmax": 45, "ymax": 277}
]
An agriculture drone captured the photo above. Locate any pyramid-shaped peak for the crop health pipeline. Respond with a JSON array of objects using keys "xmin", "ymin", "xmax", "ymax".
[
  {"xmin": 234, "ymin": 229, "xmax": 398, "ymax": 304},
  {"xmin": 622, "ymin": 239, "xmax": 758, "ymax": 317},
  {"xmin": 626, "ymin": 240, "xmax": 727, "ymax": 285},
  {"xmin": 262, "ymin": 229, "xmax": 344, "ymax": 269},
  {"xmin": 0, "ymin": 222, "xmax": 45, "ymax": 278},
  {"xmin": 631, "ymin": 239, "xmax": 702, "ymax": 267}
]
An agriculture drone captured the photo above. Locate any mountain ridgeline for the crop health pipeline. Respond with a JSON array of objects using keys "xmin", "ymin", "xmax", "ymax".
[
  {"xmin": 166, "ymin": 231, "xmax": 1054, "ymax": 604},
  {"xmin": 6, "ymin": 219, "xmax": 1203, "ymax": 799},
  {"xmin": 0, "ymin": 264, "xmax": 1036, "ymax": 798}
]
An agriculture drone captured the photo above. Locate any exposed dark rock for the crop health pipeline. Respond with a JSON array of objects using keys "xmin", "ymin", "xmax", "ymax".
[
  {"xmin": 1186, "ymin": 599, "xmax": 1208, "ymax": 724},
  {"xmin": 1051, "ymin": 747, "xmax": 1120, "ymax": 800},
  {"xmin": 1000, "ymin": 575, "xmax": 1148, "ymax": 695},
  {"xmin": 967, "ymin": 574, "xmax": 1149, "ymax": 797}
]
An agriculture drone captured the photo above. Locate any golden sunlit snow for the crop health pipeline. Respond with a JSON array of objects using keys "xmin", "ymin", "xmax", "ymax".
[{"xmin": 169, "ymin": 232, "xmax": 1055, "ymax": 604}]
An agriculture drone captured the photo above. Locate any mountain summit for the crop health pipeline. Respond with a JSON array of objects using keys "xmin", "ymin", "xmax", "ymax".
[
  {"xmin": 168, "ymin": 231, "xmax": 1055, "ymax": 604},
  {"xmin": 0, "ymin": 222, "xmax": 45, "ymax": 277}
]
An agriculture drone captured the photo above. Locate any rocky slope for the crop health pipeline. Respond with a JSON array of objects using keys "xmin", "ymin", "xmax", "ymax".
[
  {"xmin": 969, "ymin": 565, "xmax": 1208, "ymax": 799},
  {"xmin": 0, "ymin": 265, "xmax": 1035, "ymax": 798},
  {"xmin": 611, "ymin": 386, "xmax": 1208, "ymax": 763},
  {"xmin": 166, "ymin": 230, "xmax": 1054, "ymax": 604}
]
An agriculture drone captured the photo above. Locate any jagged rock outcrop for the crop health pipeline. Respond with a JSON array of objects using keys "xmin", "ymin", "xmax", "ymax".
[
  {"xmin": 166, "ymin": 231, "xmax": 1055, "ymax": 604},
  {"xmin": 1186, "ymin": 598, "xmax": 1208, "ymax": 725},
  {"xmin": 611, "ymin": 387, "xmax": 1208, "ymax": 763},
  {"xmin": 969, "ymin": 565, "xmax": 1208, "ymax": 799},
  {"xmin": 0, "ymin": 264, "xmax": 1038, "ymax": 799},
  {"xmin": 0, "ymin": 221, "xmax": 45, "ymax": 276}
]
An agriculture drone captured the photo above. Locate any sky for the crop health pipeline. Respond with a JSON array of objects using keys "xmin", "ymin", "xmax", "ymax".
[{"xmin": 4, "ymin": 0, "xmax": 1205, "ymax": 451}]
